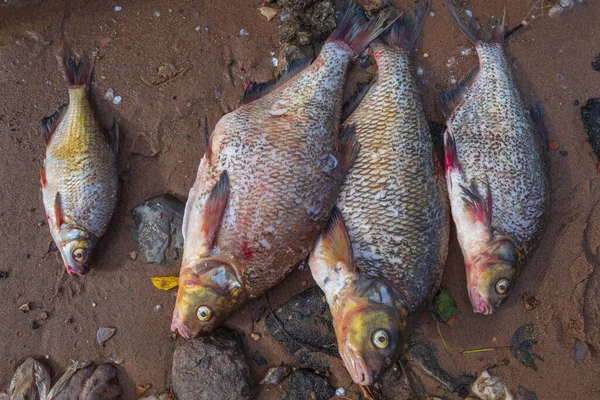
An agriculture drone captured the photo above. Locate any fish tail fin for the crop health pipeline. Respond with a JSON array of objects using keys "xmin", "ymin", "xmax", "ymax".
[
  {"xmin": 327, "ymin": 2, "xmax": 391, "ymax": 56},
  {"xmin": 63, "ymin": 50, "xmax": 95, "ymax": 89},
  {"xmin": 447, "ymin": 0, "xmax": 506, "ymax": 45},
  {"xmin": 381, "ymin": 0, "xmax": 430, "ymax": 51}
]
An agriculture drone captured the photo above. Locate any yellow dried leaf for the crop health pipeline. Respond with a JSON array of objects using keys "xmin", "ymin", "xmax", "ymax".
[{"xmin": 151, "ymin": 276, "xmax": 179, "ymax": 290}]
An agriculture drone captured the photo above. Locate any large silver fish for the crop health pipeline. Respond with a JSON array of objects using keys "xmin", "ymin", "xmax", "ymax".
[
  {"xmin": 310, "ymin": 1, "xmax": 449, "ymax": 385},
  {"xmin": 171, "ymin": 5, "xmax": 390, "ymax": 338},
  {"xmin": 441, "ymin": 1, "xmax": 550, "ymax": 314},
  {"xmin": 41, "ymin": 54, "xmax": 119, "ymax": 276}
]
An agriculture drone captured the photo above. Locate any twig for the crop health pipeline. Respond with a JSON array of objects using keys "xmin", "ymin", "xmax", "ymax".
[
  {"xmin": 436, "ymin": 321, "xmax": 452, "ymax": 354},
  {"xmin": 461, "ymin": 346, "xmax": 510, "ymax": 354}
]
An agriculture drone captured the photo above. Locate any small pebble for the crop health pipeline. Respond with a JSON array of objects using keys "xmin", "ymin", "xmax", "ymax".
[
  {"xmin": 417, "ymin": 66, "xmax": 424, "ymax": 76},
  {"xmin": 301, "ymin": 280, "xmax": 307, "ymax": 287},
  {"xmin": 39, "ymin": 312, "xmax": 49, "ymax": 320},
  {"xmin": 574, "ymin": 340, "xmax": 589, "ymax": 361},
  {"xmin": 460, "ymin": 47, "xmax": 472, "ymax": 56},
  {"xmin": 280, "ymin": 11, "xmax": 289, "ymax": 21},
  {"xmin": 240, "ymin": 29, "xmax": 249, "ymax": 37},
  {"xmin": 215, "ymin": 89, "xmax": 222, "ymax": 99},
  {"xmin": 45, "ymin": 355, "xmax": 50, "ymax": 360},
  {"xmin": 251, "ymin": 333, "xmax": 262, "ymax": 341},
  {"xmin": 429, "ymin": 11, "xmax": 435, "ymax": 17},
  {"xmin": 129, "ymin": 251, "xmax": 138, "ymax": 261},
  {"xmin": 423, "ymin": 53, "xmax": 429, "ymax": 58},
  {"xmin": 195, "ymin": 26, "xmax": 201, "ymax": 31},
  {"xmin": 573, "ymin": 99, "xmax": 580, "ymax": 106},
  {"xmin": 37, "ymin": 221, "xmax": 45, "ymax": 227},
  {"xmin": 97, "ymin": 327, "xmax": 116, "ymax": 344},
  {"xmin": 114, "ymin": 5, "xmax": 122, "ymax": 12},
  {"xmin": 104, "ymin": 88, "xmax": 114, "ymax": 101},
  {"xmin": 113, "ymin": 96, "xmax": 122, "ymax": 105},
  {"xmin": 446, "ymin": 56, "xmax": 456, "ymax": 67},
  {"xmin": 92, "ymin": 302, "xmax": 97, "ymax": 307},
  {"xmin": 19, "ymin": 303, "xmax": 31, "ymax": 312},
  {"xmin": 204, "ymin": 27, "xmax": 209, "ymax": 33},
  {"xmin": 560, "ymin": 150, "xmax": 568, "ymax": 157},
  {"xmin": 29, "ymin": 320, "xmax": 39, "ymax": 330},
  {"xmin": 154, "ymin": 304, "xmax": 162, "ymax": 312},
  {"xmin": 271, "ymin": 57, "xmax": 278, "ymax": 67},
  {"xmin": 154, "ymin": 11, "xmax": 160, "ymax": 17},
  {"xmin": 450, "ymin": 77, "xmax": 457, "ymax": 84},
  {"xmin": 335, "ymin": 387, "xmax": 346, "ymax": 397},
  {"xmin": 465, "ymin": 9, "xmax": 473, "ymax": 17},
  {"xmin": 549, "ymin": 140, "xmax": 560, "ymax": 150}
]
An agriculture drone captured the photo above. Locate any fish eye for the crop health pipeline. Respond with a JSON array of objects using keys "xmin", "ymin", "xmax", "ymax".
[
  {"xmin": 197, "ymin": 306, "xmax": 213, "ymax": 322},
  {"xmin": 372, "ymin": 330, "xmax": 389, "ymax": 349},
  {"xmin": 495, "ymin": 279, "xmax": 511, "ymax": 295},
  {"xmin": 72, "ymin": 248, "xmax": 85, "ymax": 263}
]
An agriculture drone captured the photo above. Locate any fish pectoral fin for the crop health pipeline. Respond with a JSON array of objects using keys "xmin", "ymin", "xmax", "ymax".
[
  {"xmin": 242, "ymin": 56, "xmax": 312, "ymax": 105},
  {"xmin": 41, "ymin": 104, "xmax": 67, "ymax": 146},
  {"xmin": 337, "ymin": 124, "xmax": 360, "ymax": 174},
  {"xmin": 440, "ymin": 66, "xmax": 479, "ymax": 118},
  {"xmin": 108, "ymin": 118, "xmax": 120, "ymax": 153},
  {"xmin": 529, "ymin": 104, "xmax": 549, "ymax": 151},
  {"xmin": 444, "ymin": 130, "xmax": 460, "ymax": 174},
  {"xmin": 319, "ymin": 208, "xmax": 355, "ymax": 272},
  {"xmin": 54, "ymin": 192, "xmax": 65, "ymax": 227},
  {"xmin": 40, "ymin": 168, "xmax": 47, "ymax": 188},
  {"xmin": 48, "ymin": 240, "xmax": 58, "ymax": 253},
  {"xmin": 460, "ymin": 181, "xmax": 492, "ymax": 228},
  {"xmin": 200, "ymin": 171, "xmax": 230, "ymax": 251}
]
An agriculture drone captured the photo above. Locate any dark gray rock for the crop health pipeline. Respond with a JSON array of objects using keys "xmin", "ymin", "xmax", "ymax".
[
  {"xmin": 278, "ymin": 369, "xmax": 335, "ymax": 400},
  {"xmin": 265, "ymin": 286, "xmax": 339, "ymax": 371},
  {"xmin": 171, "ymin": 328, "xmax": 255, "ymax": 400},
  {"xmin": 409, "ymin": 342, "xmax": 475, "ymax": 393},
  {"xmin": 574, "ymin": 340, "xmax": 589, "ymax": 361},
  {"xmin": 53, "ymin": 363, "xmax": 122, "ymax": 400},
  {"xmin": 260, "ymin": 366, "xmax": 292, "ymax": 385},
  {"xmin": 518, "ymin": 385, "xmax": 539, "ymax": 400},
  {"xmin": 581, "ymin": 99, "xmax": 600, "ymax": 163},
  {"xmin": 129, "ymin": 194, "xmax": 185, "ymax": 265}
]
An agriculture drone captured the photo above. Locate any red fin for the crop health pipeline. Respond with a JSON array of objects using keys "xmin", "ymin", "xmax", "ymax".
[
  {"xmin": 200, "ymin": 171, "xmax": 230, "ymax": 250},
  {"xmin": 54, "ymin": 192, "xmax": 65, "ymax": 226},
  {"xmin": 529, "ymin": 104, "xmax": 549, "ymax": 151},
  {"xmin": 321, "ymin": 207, "xmax": 354, "ymax": 270},
  {"xmin": 64, "ymin": 52, "xmax": 94, "ymax": 88},
  {"xmin": 380, "ymin": 0, "xmax": 430, "ymax": 51},
  {"xmin": 461, "ymin": 181, "xmax": 492, "ymax": 227},
  {"xmin": 41, "ymin": 104, "xmax": 67, "ymax": 145},
  {"xmin": 444, "ymin": 131, "xmax": 459, "ymax": 172},
  {"xmin": 327, "ymin": 3, "xmax": 390, "ymax": 56},
  {"xmin": 108, "ymin": 118, "xmax": 120, "ymax": 153},
  {"xmin": 40, "ymin": 168, "xmax": 47, "ymax": 188},
  {"xmin": 203, "ymin": 116, "xmax": 212, "ymax": 161},
  {"xmin": 338, "ymin": 124, "xmax": 360, "ymax": 174}
]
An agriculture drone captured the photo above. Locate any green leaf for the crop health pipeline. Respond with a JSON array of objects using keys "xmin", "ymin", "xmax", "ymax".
[{"xmin": 433, "ymin": 288, "xmax": 458, "ymax": 324}]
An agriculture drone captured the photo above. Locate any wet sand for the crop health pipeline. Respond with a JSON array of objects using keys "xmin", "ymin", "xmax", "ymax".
[{"xmin": 1, "ymin": 0, "xmax": 599, "ymax": 398}]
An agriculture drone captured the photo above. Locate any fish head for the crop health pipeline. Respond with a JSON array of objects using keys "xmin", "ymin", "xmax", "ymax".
[
  {"xmin": 336, "ymin": 279, "xmax": 409, "ymax": 385},
  {"xmin": 468, "ymin": 237, "xmax": 519, "ymax": 315},
  {"xmin": 171, "ymin": 258, "xmax": 247, "ymax": 338},
  {"xmin": 57, "ymin": 227, "xmax": 96, "ymax": 276}
]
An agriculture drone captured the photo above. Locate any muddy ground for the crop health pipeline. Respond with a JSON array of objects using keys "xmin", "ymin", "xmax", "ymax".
[{"xmin": 1, "ymin": 0, "xmax": 599, "ymax": 398}]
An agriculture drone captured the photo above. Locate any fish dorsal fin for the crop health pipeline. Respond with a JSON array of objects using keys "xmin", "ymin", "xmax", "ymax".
[
  {"xmin": 108, "ymin": 117, "xmax": 120, "ymax": 153},
  {"xmin": 342, "ymin": 79, "xmax": 374, "ymax": 122},
  {"xmin": 320, "ymin": 208, "xmax": 355, "ymax": 272},
  {"xmin": 440, "ymin": 66, "xmax": 479, "ymax": 118},
  {"xmin": 54, "ymin": 192, "xmax": 65, "ymax": 226},
  {"xmin": 242, "ymin": 56, "xmax": 312, "ymax": 105},
  {"xmin": 41, "ymin": 104, "xmax": 67, "ymax": 145},
  {"xmin": 203, "ymin": 116, "xmax": 212, "ymax": 161},
  {"xmin": 200, "ymin": 171, "xmax": 230, "ymax": 252}
]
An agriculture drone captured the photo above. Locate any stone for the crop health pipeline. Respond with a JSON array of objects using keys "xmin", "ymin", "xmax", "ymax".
[
  {"xmin": 278, "ymin": 369, "xmax": 335, "ymax": 400},
  {"xmin": 129, "ymin": 194, "xmax": 185, "ymax": 265},
  {"xmin": 265, "ymin": 286, "xmax": 338, "ymax": 371},
  {"xmin": 260, "ymin": 366, "xmax": 291, "ymax": 385},
  {"xmin": 171, "ymin": 328, "xmax": 255, "ymax": 400},
  {"xmin": 574, "ymin": 340, "xmax": 589, "ymax": 361},
  {"xmin": 581, "ymin": 99, "xmax": 600, "ymax": 163}
]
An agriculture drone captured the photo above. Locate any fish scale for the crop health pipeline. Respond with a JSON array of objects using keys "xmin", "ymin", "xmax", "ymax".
[{"xmin": 339, "ymin": 44, "xmax": 448, "ymax": 311}]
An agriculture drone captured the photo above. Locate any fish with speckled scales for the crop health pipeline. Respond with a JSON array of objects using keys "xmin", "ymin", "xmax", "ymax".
[
  {"xmin": 171, "ymin": 4, "xmax": 391, "ymax": 338},
  {"xmin": 41, "ymin": 52, "xmax": 119, "ymax": 276},
  {"xmin": 309, "ymin": 0, "xmax": 449, "ymax": 386},
  {"xmin": 442, "ymin": 1, "xmax": 550, "ymax": 315}
]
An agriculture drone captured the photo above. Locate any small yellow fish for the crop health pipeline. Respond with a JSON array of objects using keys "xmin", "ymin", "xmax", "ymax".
[{"xmin": 41, "ymin": 53, "xmax": 119, "ymax": 276}]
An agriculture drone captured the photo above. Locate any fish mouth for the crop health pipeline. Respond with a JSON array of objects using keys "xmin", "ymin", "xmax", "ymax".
[
  {"xmin": 341, "ymin": 344, "xmax": 373, "ymax": 386},
  {"xmin": 66, "ymin": 263, "xmax": 89, "ymax": 276},
  {"xmin": 468, "ymin": 287, "xmax": 494, "ymax": 315},
  {"xmin": 171, "ymin": 318, "xmax": 193, "ymax": 339}
]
